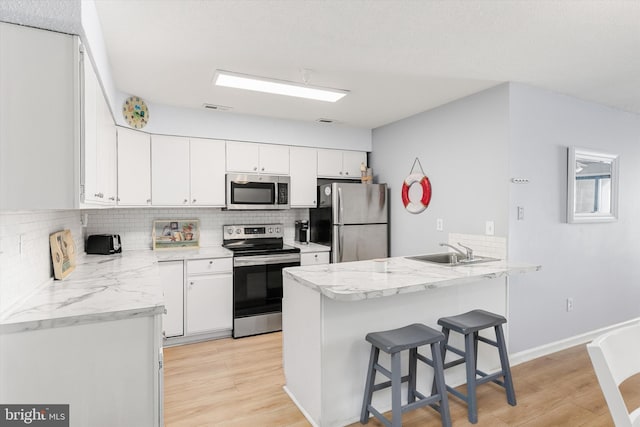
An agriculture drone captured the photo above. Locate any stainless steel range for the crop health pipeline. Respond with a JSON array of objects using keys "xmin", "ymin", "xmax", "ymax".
[{"xmin": 223, "ymin": 224, "xmax": 301, "ymax": 338}]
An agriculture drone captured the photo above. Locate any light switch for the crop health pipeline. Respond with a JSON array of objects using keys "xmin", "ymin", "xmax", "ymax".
[
  {"xmin": 436, "ymin": 218, "xmax": 444, "ymax": 232},
  {"xmin": 485, "ymin": 221, "xmax": 494, "ymax": 236},
  {"xmin": 517, "ymin": 206, "xmax": 525, "ymax": 220}
]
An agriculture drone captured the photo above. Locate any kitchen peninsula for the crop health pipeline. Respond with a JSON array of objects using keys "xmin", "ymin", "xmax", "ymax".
[{"xmin": 282, "ymin": 256, "xmax": 540, "ymax": 427}]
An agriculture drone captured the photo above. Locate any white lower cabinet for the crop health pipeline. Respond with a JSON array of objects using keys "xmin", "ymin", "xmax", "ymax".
[
  {"xmin": 186, "ymin": 258, "xmax": 233, "ymax": 335},
  {"xmin": 301, "ymin": 251, "xmax": 330, "ymax": 266},
  {"xmin": 159, "ymin": 261, "xmax": 184, "ymax": 338}
]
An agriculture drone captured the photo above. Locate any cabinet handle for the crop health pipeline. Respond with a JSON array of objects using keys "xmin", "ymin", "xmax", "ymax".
[
  {"xmin": 209, "ymin": 261, "xmax": 213, "ymax": 265},
  {"xmin": 345, "ymin": 171, "xmax": 349, "ymax": 176},
  {"xmin": 192, "ymin": 199, "xmax": 196, "ymax": 203},
  {"xmin": 146, "ymin": 199, "xmax": 152, "ymax": 204},
  {"xmin": 183, "ymin": 199, "xmax": 188, "ymax": 204},
  {"xmin": 253, "ymin": 166, "xmax": 258, "ymax": 171},
  {"xmin": 109, "ymin": 196, "xmax": 115, "ymax": 201},
  {"xmin": 117, "ymin": 197, "xmax": 121, "ymax": 202},
  {"xmin": 189, "ymin": 281, "xmax": 194, "ymax": 286},
  {"xmin": 261, "ymin": 167, "xmax": 264, "ymax": 171},
  {"xmin": 314, "ymin": 254, "xmax": 318, "ymax": 258},
  {"xmin": 339, "ymin": 171, "xmax": 343, "ymax": 175}
]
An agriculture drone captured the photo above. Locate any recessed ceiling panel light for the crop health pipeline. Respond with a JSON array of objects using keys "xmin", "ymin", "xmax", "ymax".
[{"xmin": 213, "ymin": 70, "xmax": 348, "ymax": 102}]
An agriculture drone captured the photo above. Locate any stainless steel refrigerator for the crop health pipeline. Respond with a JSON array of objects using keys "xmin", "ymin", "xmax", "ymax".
[{"xmin": 309, "ymin": 182, "xmax": 388, "ymax": 263}]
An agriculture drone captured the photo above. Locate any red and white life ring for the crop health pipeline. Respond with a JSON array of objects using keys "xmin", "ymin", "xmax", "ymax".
[{"xmin": 401, "ymin": 173, "xmax": 432, "ymax": 214}]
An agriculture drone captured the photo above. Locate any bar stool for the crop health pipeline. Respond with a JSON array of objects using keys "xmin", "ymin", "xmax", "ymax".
[
  {"xmin": 435, "ymin": 309, "xmax": 516, "ymax": 424},
  {"xmin": 360, "ymin": 323, "xmax": 451, "ymax": 427}
]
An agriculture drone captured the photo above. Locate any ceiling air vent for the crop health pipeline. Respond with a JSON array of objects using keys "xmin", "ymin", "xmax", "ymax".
[
  {"xmin": 316, "ymin": 118, "xmax": 336, "ymax": 124},
  {"xmin": 203, "ymin": 103, "xmax": 232, "ymax": 111}
]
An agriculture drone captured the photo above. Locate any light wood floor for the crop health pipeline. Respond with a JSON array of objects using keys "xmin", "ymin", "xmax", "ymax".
[{"xmin": 164, "ymin": 332, "xmax": 640, "ymax": 426}]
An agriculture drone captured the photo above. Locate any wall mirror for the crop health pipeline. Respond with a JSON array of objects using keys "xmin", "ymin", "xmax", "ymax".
[{"xmin": 567, "ymin": 147, "xmax": 619, "ymax": 223}]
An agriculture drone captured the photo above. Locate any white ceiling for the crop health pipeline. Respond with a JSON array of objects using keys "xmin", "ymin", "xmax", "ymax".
[{"xmin": 94, "ymin": 0, "xmax": 640, "ymax": 129}]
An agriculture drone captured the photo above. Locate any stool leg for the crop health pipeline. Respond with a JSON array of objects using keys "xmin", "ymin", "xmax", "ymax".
[
  {"xmin": 464, "ymin": 332, "xmax": 478, "ymax": 424},
  {"xmin": 408, "ymin": 347, "xmax": 417, "ymax": 403},
  {"xmin": 431, "ymin": 342, "xmax": 452, "ymax": 427},
  {"xmin": 391, "ymin": 351, "xmax": 402, "ymax": 427},
  {"xmin": 495, "ymin": 325, "xmax": 516, "ymax": 406},
  {"xmin": 360, "ymin": 346, "xmax": 379, "ymax": 424},
  {"xmin": 432, "ymin": 327, "xmax": 450, "ymax": 396}
]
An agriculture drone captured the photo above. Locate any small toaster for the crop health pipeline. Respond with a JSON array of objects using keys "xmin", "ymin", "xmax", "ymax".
[{"xmin": 86, "ymin": 234, "xmax": 122, "ymax": 255}]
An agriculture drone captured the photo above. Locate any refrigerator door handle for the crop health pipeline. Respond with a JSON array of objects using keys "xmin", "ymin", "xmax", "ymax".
[{"xmin": 337, "ymin": 186, "xmax": 344, "ymax": 225}]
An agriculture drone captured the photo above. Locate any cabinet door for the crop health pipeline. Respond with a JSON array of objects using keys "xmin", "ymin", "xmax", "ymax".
[
  {"xmin": 151, "ymin": 135, "xmax": 190, "ymax": 206},
  {"xmin": 82, "ymin": 56, "xmax": 100, "ymax": 203},
  {"xmin": 190, "ymin": 138, "xmax": 226, "ymax": 206},
  {"xmin": 159, "ymin": 261, "xmax": 184, "ymax": 338},
  {"xmin": 259, "ymin": 144, "xmax": 289, "ymax": 175},
  {"xmin": 301, "ymin": 252, "xmax": 330, "ymax": 266},
  {"xmin": 96, "ymin": 79, "xmax": 117, "ymax": 204},
  {"xmin": 117, "ymin": 127, "xmax": 151, "ymax": 205},
  {"xmin": 226, "ymin": 141, "xmax": 259, "ymax": 173},
  {"xmin": 186, "ymin": 273, "xmax": 233, "ymax": 335},
  {"xmin": 0, "ymin": 23, "xmax": 79, "ymax": 210},
  {"xmin": 317, "ymin": 149, "xmax": 344, "ymax": 178},
  {"xmin": 342, "ymin": 151, "xmax": 367, "ymax": 179},
  {"xmin": 290, "ymin": 147, "xmax": 317, "ymax": 207}
]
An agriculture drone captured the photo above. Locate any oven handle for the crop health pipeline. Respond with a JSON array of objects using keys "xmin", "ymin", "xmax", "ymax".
[{"xmin": 234, "ymin": 254, "xmax": 301, "ymax": 267}]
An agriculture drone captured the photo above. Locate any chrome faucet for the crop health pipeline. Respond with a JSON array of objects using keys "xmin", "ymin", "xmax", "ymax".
[{"xmin": 439, "ymin": 242, "xmax": 474, "ymax": 261}]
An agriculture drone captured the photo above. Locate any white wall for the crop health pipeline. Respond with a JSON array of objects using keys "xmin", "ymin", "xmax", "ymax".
[
  {"xmin": 371, "ymin": 84, "xmax": 510, "ymax": 256},
  {"xmin": 507, "ymin": 83, "xmax": 640, "ymax": 352},
  {"xmin": 0, "ymin": 211, "xmax": 84, "ymax": 313}
]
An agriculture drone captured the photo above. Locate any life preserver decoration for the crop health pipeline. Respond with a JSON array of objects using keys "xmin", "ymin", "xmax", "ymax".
[{"xmin": 401, "ymin": 173, "xmax": 432, "ymax": 214}]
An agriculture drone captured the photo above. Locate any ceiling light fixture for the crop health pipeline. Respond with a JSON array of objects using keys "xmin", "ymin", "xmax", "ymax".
[{"xmin": 213, "ymin": 70, "xmax": 348, "ymax": 103}]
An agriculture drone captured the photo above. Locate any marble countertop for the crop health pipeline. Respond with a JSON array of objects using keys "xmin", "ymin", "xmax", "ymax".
[
  {"xmin": 284, "ymin": 256, "xmax": 541, "ymax": 301},
  {"xmin": 155, "ymin": 245, "xmax": 233, "ymax": 261},
  {"xmin": 0, "ymin": 251, "xmax": 165, "ymax": 334},
  {"xmin": 287, "ymin": 241, "xmax": 331, "ymax": 253}
]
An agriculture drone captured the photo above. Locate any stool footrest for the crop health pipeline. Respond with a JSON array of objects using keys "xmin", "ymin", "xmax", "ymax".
[
  {"xmin": 443, "ymin": 344, "xmax": 466, "ymax": 358},
  {"xmin": 374, "ymin": 362, "xmax": 392, "ymax": 379},
  {"xmin": 372, "ymin": 374, "xmax": 411, "ymax": 392},
  {"xmin": 476, "ymin": 370, "xmax": 504, "ymax": 386},
  {"xmin": 367, "ymin": 406, "xmax": 392, "ymax": 427},
  {"xmin": 443, "ymin": 357, "xmax": 465, "ymax": 370},
  {"xmin": 477, "ymin": 335, "xmax": 498, "ymax": 347},
  {"xmin": 446, "ymin": 385, "xmax": 468, "ymax": 403}
]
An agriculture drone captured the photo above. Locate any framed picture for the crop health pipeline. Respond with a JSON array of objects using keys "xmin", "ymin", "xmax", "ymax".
[{"xmin": 153, "ymin": 220, "xmax": 200, "ymax": 250}]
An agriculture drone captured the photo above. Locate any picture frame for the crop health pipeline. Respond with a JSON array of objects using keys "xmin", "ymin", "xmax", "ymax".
[{"xmin": 153, "ymin": 220, "xmax": 200, "ymax": 250}]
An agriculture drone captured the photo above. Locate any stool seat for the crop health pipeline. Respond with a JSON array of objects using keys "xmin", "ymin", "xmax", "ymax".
[
  {"xmin": 366, "ymin": 323, "xmax": 444, "ymax": 353},
  {"xmin": 437, "ymin": 309, "xmax": 506, "ymax": 334}
]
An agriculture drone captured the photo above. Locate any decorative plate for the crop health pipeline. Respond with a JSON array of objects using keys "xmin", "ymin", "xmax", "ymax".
[{"xmin": 122, "ymin": 96, "xmax": 149, "ymax": 129}]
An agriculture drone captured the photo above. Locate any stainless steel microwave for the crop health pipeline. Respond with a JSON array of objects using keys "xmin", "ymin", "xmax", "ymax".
[{"xmin": 225, "ymin": 173, "xmax": 290, "ymax": 210}]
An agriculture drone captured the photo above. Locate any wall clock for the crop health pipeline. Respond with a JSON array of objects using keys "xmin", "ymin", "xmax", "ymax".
[{"xmin": 122, "ymin": 96, "xmax": 149, "ymax": 129}]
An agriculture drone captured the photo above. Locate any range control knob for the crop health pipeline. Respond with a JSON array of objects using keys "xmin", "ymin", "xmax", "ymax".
[
  {"xmin": 236, "ymin": 229, "xmax": 241, "ymax": 234},
  {"xmin": 268, "ymin": 228, "xmax": 273, "ymax": 233},
  {"xmin": 226, "ymin": 228, "xmax": 233, "ymax": 235},
  {"xmin": 276, "ymin": 227, "xmax": 281, "ymax": 233}
]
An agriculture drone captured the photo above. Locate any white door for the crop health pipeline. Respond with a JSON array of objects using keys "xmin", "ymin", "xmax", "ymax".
[
  {"xmin": 290, "ymin": 147, "xmax": 317, "ymax": 207},
  {"xmin": 151, "ymin": 135, "xmax": 190, "ymax": 206},
  {"xmin": 190, "ymin": 138, "xmax": 226, "ymax": 206},
  {"xmin": 159, "ymin": 261, "xmax": 184, "ymax": 338},
  {"xmin": 186, "ymin": 273, "xmax": 233, "ymax": 335},
  {"xmin": 342, "ymin": 151, "xmax": 367, "ymax": 179},
  {"xmin": 317, "ymin": 149, "xmax": 344, "ymax": 178},
  {"xmin": 117, "ymin": 127, "xmax": 151, "ymax": 205},
  {"xmin": 226, "ymin": 141, "xmax": 259, "ymax": 173},
  {"xmin": 259, "ymin": 144, "xmax": 290, "ymax": 175}
]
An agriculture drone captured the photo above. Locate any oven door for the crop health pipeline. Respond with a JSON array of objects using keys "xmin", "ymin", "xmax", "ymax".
[{"xmin": 232, "ymin": 253, "xmax": 300, "ymax": 338}]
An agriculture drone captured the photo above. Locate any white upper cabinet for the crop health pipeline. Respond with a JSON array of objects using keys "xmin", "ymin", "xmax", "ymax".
[
  {"xmin": 226, "ymin": 141, "xmax": 289, "ymax": 175},
  {"xmin": 190, "ymin": 138, "xmax": 226, "ymax": 206},
  {"xmin": 117, "ymin": 127, "xmax": 151, "ymax": 206},
  {"xmin": 151, "ymin": 135, "xmax": 190, "ymax": 206},
  {"xmin": 289, "ymin": 147, "xmax": 318, "ymax": 207},
  {"xmin": 259, "ymin": 144, "xmax": 289, "ymax": 175},
  {"xmin": 317, "ymin": 149, "xmax": 367, "ymax": 179},
  {"xmin": 83, "ymin": 54, "xmax": 116, "ymax": 206},
  {"xmin": 0, "ymin": 23, "xmax": 80, "ymax": 211}
]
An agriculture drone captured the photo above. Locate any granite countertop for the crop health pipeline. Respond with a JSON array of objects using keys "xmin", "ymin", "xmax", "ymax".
[
  {"xmin": 284, "ymin": 256, "xmax": 541, "ymax": 301},
  {"xmin": 155, "ymin": 246, "xmax": 233, "ymax": 261}
]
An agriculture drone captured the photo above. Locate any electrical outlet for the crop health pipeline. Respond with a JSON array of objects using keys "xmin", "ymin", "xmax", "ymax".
[
  {"xmin": 566, "ymin": 297, "xmax": 574, "ymax": 312},
  {"xmin": 485, "ymin": 220, "xmax": 494, "ymax": 236},
  {"xmin": 517, "ymin": 206, "xmax": 525, "ymax": 221},
  {"xmin": 436, "ymin": 218, "xmax": 443, "ymax": 232}
]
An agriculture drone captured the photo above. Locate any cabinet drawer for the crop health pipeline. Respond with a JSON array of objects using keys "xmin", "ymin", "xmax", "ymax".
[
  {"xmin": 301, "ymin": 252, "xmax": 330, "ymax": 266},
  {"xmin": 187, "ymin": 257, "xmax": 232, "ymax": 275}
]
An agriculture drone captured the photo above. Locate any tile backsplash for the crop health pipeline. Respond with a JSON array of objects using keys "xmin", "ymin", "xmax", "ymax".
[
  {"xmin": 448, "ymin": 233, "xmax": 507, "ymax": 260},
  {"xmin": 83, "ymin": 208, "xmax": 309, "ymax": 251},
  {"xmin": 0, "ymin": 210, "xmax": 84, "ymax": 313}
]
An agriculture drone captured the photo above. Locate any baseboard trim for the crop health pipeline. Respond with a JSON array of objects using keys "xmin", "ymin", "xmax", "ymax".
[
  {"xmin": 282, "ymin": 386, "xmax": 320, "ymax": 427},
  {"xmin": 510, "ymin": 317, "xmax": 640, "ymax": 366}
]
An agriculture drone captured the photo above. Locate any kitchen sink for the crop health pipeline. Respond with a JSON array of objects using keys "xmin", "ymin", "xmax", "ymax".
[{"xmin": 406, "ymin": 253, "xmax": 498, "ymax": 266}]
